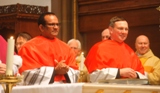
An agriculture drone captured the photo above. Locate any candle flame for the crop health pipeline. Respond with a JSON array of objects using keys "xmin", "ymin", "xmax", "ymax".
[
  {"xmin": 81, "ymin": 52, "xmax": 84, "ymax": 55},
  {"xmin": 10, "ymin": 36, "xmax": 13, "ymax": 39}
]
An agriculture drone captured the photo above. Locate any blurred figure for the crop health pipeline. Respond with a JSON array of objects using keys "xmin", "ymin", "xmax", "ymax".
[
  {"xmin": 68, "ymin": 39, "xmax": 81, "ymax": 57},
  {"xmin": 15, "ymin": 32, "xmax": 32, "ymax": 52},
  {"xmin": 0, "ymin": 35, "xmax": 7, "ymax": 64},
  {"xmin": 67, "ymin": 39, "xmax": 89, "ymax": 82},
  {"xmin": 0, "ymin": 35, "xmax": 22, "ymax": 74},
  {"xmin": 101, "ymin": 28, "xmax": 110, "ymax": 40},
  {"xmin": 135, "ymin": 35, "xmax": 160, "ymax": 84}
]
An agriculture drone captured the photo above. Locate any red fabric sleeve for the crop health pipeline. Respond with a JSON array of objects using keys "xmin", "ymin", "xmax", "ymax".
[{"xmin": 0, "ymin": 35, "xmax": 7, "ymax": 64}]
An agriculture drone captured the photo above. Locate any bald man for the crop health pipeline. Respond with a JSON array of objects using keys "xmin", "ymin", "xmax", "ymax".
[
  {"xmin": 135, "ymin": 35, "xmax": 160, "ymax": 85},
  {"xmin": 101, "ymin": 28, "xmax": 110, "ymax": 41}
]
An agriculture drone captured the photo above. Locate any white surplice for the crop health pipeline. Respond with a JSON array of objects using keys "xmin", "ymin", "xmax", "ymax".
[
  {"xmin": 21, "ymin": 67, "xmax": 79, "ymax": 85},
  {"xmin": 89, "ymin": 68, "xmax": 147, "ymax": 83}
]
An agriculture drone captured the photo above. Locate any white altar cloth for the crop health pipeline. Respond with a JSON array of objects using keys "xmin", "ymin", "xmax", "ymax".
[
  {"xmin": 83, "ymin": 83, "xmax": 160, "ymax": 93},
  {"xmin": 1, "ymin": 83, "xmax": 84, "ymax": 93},
  {"xmin": 1, "ymin": 83, "xmax": 160, "ymax": 93}
]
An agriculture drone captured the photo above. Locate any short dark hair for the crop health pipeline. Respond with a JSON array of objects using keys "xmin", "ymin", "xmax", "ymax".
[
  {"xmin": 109, "ymin": 16, "xmax": 127, "ymax": 27},
  {"xmin": 16, "ymin": 32, "xmax": 32, "ymax": 41},
  {"xmin": 38, "ymin": 12, "xmax": 56, "ymax": 26}
]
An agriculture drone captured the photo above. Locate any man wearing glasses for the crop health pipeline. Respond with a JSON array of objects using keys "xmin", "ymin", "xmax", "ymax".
[{"xmin": 18, "ymin": 12, "xmax": 78, "ymax": 85}]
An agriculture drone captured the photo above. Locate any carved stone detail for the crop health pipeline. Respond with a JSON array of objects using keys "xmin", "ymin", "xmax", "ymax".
[{"xmin": 0, "ymin": 3, "xmax": 48, "ymax": 14}]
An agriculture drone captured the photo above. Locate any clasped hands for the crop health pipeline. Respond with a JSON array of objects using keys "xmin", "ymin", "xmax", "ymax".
[
  {"xmin": 54, "ymin": 60, "xmax": 69, "ymax": 75},
  {"xmin": 120, "ymin": 68, "xmax": 138, "ymax": 78}
]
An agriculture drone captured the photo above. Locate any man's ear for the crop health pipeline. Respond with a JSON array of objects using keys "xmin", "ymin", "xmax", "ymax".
[{"xmin": 39, "ymin": 24, "xmax": 45, "ymax": 32}]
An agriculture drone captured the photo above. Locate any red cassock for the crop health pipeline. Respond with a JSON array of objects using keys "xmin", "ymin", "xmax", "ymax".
[
  {"xmin": 85, "ymin": 40, "xmax": 144, "ymax": 75},
  {"xmin": 0, "ymin": 35, "xmax": 7, "ymax": 64},
  {"xmin": 19, "ymin": 36, "xmax": 78, "ymax": 81}
]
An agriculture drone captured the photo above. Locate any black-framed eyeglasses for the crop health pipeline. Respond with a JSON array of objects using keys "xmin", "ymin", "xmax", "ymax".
[{"xmin": 45, "ymin": 23, "xmax": 60, "ymax": 27}]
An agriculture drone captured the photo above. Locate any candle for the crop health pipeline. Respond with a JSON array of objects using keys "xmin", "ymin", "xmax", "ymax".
[
  {"xmin": 80, "ymin": 52, "xmax": 84, "ymax": 71},
  {"xmin": 6, "ymin": 36, "xmax": 15, "ymax": 75}
]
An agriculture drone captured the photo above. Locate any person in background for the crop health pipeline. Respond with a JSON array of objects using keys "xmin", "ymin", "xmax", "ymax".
[
  {"xmin": 15, "ymin": 32, "xmax": 32, "ymax": 53},
  {"xmin": 135, "ymin": 35, "xmax": 160, "ymax": 84},
  {"xmin": 101, "ymin": 28, "xmax": 110, "ymax": 41},
  {"xmin": 0, "ymin": 35, "xmax": 22, "ymax": 74},
  {"xmin": 67, "ymin": 39, "xmax": 88, "ymax": 82},
  {"xmin": 85, "ymin": 16, "xmax": 146, "ymax": 83},
  {"xmin": 18, "ymin": 12, "xmax": 78, "ymax": 85}
]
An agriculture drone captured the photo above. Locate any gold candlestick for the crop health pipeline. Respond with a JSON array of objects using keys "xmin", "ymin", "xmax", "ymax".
[
  {"xmin": 0, "ymin": 75, "xmax": 22, "ymax": 93},
  {"xmin": 78, "ymin": 70, "xmax": 85, "ymax": 82}
]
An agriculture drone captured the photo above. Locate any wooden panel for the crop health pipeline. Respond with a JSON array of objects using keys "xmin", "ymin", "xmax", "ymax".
[
  {"xmin": 78, "ymin": 0, "xmax": 160, "ymax": 14},
  {"xmin": 85, "ymin": 31, "xmax": 101, "ymax": 53},
  {"xmin": 78, "ymin": 0, "xmax": 160, "ymax": 57},
  {"xmin": 78, "ymin": 4, "xmax": 159, "ymax": 33},
  {"xmin": 15, "ymin": 19, "xmax": 40, "ymax": 37},
  {"xmin": 0, "ymin": 3, "xmax": 48, "ymax": 40}
]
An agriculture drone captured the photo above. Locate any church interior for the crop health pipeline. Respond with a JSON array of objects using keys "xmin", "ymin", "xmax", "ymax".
[
  {"xmin": 0, "ymin": 0, "xmax": 159, "ymax": 57},
  {"xmin": 0, "ymin": 0, "xmax": 160, "ymax": 93}
]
